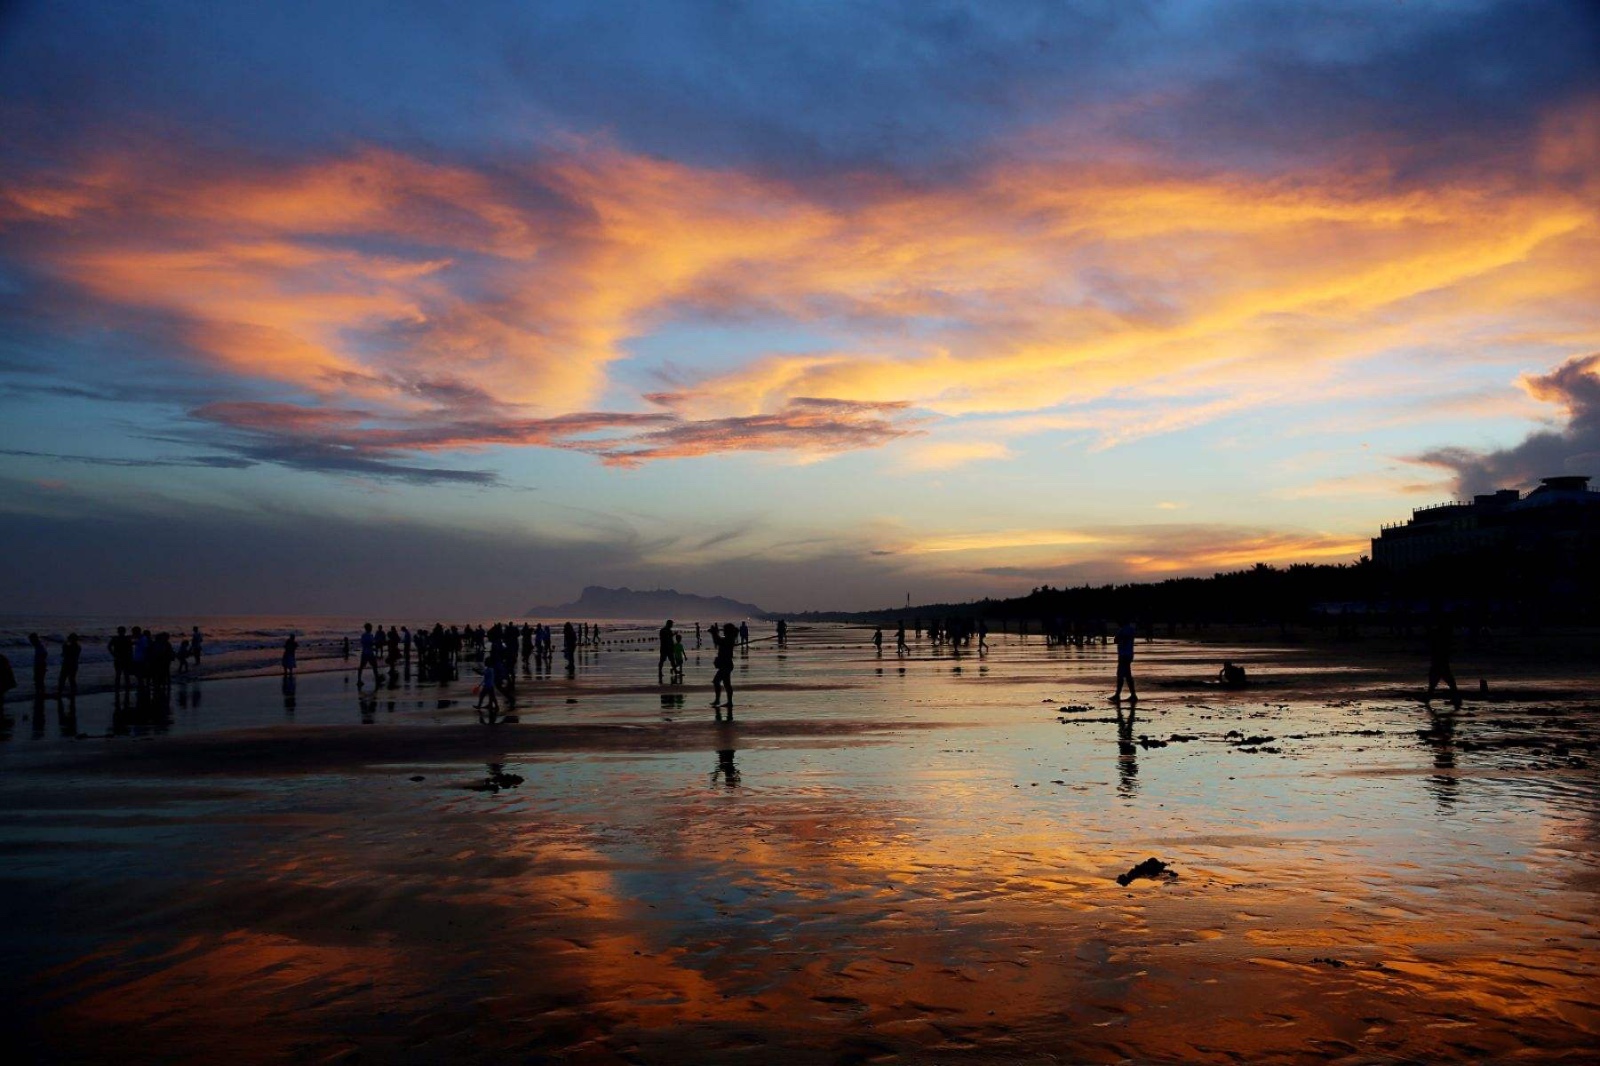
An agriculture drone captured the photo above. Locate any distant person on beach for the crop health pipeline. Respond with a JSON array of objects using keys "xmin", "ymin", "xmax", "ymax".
[
  {"xmin": 739, "ymin": 621, "xmax": 749, "ymax": 648},
  {"xmin": 282, "ymin": 634, "xmax": 297, "ymax": 675},
  {"xmin": 357, "ymin": 623, "xmax": 382, "ymax": 688},
  {"xmin": 712, "ymin": 623, "xmax": 736, "ymax": 712},
  {"xmin": 776, "ymin": 619, "xmax": 788, "ymax": 646},
  {"xmin": 978, "ymin": 620, "xmax": 989, "ymax": 651},
  {"xmin": 896, "ymin": 622, "xmax": 909, "ymax": 656},
  {"xmin": 191, "ymin": 626, "xmax": 203, "ymax": 664},
  {"xmin": 1218, "ymin": 661, "xmax": 1247, "ymax": 688},
  {"xmin": 563, "ymin": 622, "xmax": 577, "ymax": 668},
  {"xmin": 871, "ymin": 627, "xmax": 883, "ymax": 655},
  {"xmin": 176, "ymin": 639, "xmax": 191, "ymax": 675},
  {"xmin": 658, "ymin": 619, "xmax": 675, "ymax": 682},
  {"xmin": 342, "ymin": 636, "xmax": 351, "ymax": 662},
  {"xmin": 57, "ymin": 634, "xmax": 81, "ymax": 698},
  {"xmin": 28, "ymin": 633, "xmax": 47, "ymax": 698},
  {"xmin": 131, "ymin": 627, "xmax": 149, "ymax": 692},
  {"xmin": 1425, "ymin": 614, "xmax": 1461, "ymax": 708},
  {"xmin": 694, "ymin": 622, "xmax": 701, "ymax": 649},
  {"xmin": 1112, "ymin": 621, "xmax": 1138, "ymax": 702},
  {"xmin": 670, "ymin": 632, "xmax": 686, "ymax": 683},
  {"xmin": 108, "ymin": 627, "xmax": 131, "ymax": 690}
]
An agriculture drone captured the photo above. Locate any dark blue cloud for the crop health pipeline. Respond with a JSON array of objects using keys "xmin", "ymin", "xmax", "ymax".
[{"xmin": 3, "ymin": 1, "xmax": 1594, "ymax": 176}]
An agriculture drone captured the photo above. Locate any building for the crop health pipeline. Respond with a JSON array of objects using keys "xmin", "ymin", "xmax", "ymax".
[{"xmin": 1372, "ymin": 475, "xmax": 1599, "ymax": 572}]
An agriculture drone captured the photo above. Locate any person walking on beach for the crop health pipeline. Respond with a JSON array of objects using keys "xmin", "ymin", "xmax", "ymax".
[
  {"xmin": 281, "ymin": 634, "xmax": 297, "ymax": 676},
  {"xmin": 658, "ymin": 619, "xmax": 676, "ymax": 683},
  {"xmin": 357, "ymin": 623, "xmax": 382, "ymax": 688},
  {"xmin": 476, "ymin": 659, "xmax": 499, "ymax": 715},
  {"xmin": 896, "ymin": 622, "xmax": 909, "ymax": 656},
  {"xmin": 563, "ymin": 621, "xmax": 577, "ymax": 671},
  {"xmin": 1425, "ymin": 613, "xmax": 1460, "ymax": 709},
  {"xmin": 871, "ymin": 626, "xmax": 883, "ymax": 655},
  {"xmin": 190, "ymin": 625, "xmax": 203, "ymax": 666},
  {"xmin": 28, "ymin": 633, "xmax": 48, "ymax": 699},
  {"xmin": 776, "ymin": 619, "xmax": 788, "ymax": 646},
  {"xmin": 57, "ymin": 633, "xmax": 81, "ymax": 699},
  {"xmin": 1112, "ymin": 620, "xmax": 1138, "ymax": 702},
  {"xmin": 711, "ymin": 623, "xmax": 736, "ymax": 713}
]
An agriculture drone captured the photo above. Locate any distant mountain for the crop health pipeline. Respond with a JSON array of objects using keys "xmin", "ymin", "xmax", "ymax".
[{"xmin": 525, "ymin": 585, "xmax": 770, "ymax": 620}]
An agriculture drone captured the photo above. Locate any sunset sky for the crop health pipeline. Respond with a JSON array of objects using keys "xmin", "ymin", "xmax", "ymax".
[{"xmin": 2, "ymin": 1, "xmax": 1598, "ymax": 615}]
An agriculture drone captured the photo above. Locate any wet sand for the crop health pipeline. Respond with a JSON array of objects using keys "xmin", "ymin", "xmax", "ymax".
[{"xmin": 2, "ymin": 626, "xmax": 1596, "ymax": 1063}]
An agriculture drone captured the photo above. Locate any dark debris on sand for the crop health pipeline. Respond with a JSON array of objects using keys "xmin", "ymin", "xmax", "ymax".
[{"xmin": 1116, "ymin": 857, "xmax": 1176, "ymax": 886}]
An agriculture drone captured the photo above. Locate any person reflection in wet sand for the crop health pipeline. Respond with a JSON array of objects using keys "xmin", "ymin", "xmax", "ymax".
[
  {"xmin": 712, "ymin": 724, "xmax": 740, "ymax": 787},
  {"xmin": 281, "ymin": 673, "xmax": 297, "ymax": 716},
  {"xmin": 55, "ymin": 697, "xmax": 77, "ymax": 738},
  {"xmin": 1421, "ymin": 704, "xmax": 1459, "ymax": 811},
  {"xmin": 1116, "ymin": 703, "xmax": 1139, "ymax": 798}
]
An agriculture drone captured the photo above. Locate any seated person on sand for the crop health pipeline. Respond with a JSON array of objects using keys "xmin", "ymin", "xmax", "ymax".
[{"xmin": 1218, "ymin": 661, "xmax": 1247, "ymax": 688}]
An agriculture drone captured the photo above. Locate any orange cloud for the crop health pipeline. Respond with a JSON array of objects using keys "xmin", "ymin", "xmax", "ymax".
[{"xmin": 3, "ymin": 103, "xmax": 1597, "ymax": 465}]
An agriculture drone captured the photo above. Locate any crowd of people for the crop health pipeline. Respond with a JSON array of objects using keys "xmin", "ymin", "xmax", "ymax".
[{"xmin": 0, "ymin": 611, "xmax": 1467, "ymax": 728}]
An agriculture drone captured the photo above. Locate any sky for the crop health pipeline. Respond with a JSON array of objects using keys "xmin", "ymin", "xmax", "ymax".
[{"xmin": 1, "ymin": 0, "xmax": 1598, "ymax": 616}]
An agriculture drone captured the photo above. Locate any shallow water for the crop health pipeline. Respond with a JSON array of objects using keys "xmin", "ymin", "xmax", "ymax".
[{"xmin": 1, "ymin": 625, "xmax": 1595, "ymax": 1063}]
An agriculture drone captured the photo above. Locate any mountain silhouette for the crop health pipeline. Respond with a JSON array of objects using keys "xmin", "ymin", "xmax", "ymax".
[{"xmin": 525, "ymin": 585, "xmax": 769, "ymax": 620}]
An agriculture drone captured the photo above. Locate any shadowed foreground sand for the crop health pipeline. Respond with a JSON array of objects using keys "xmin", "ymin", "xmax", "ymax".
[{"xmin": 1, "ymin": 627, "xmax": 1595, "ymax": 1063}]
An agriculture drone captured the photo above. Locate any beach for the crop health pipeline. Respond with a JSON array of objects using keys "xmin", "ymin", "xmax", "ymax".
[{"xmin": 2, "ymin": 623, "xmax": 1595, "ymax": 1063}]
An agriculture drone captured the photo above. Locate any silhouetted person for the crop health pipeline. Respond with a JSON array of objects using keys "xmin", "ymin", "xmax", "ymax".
[
  {"xmin": 563, "ymin": 621, "xmax": 577, "ymax": 671},
  {"xmin": 357, "ymin": 623, "xmax": 382, "ymax": 688},
  {"xmin": 1218, "ymin": 661, "xmax": 1247, "ymax": 688},
  {"xmin": 1112, "ymin": 620, "xmax": 1138, "ymax": 702},
  {"xmin": 28, "ymin": 633, "xmax": 47, "ymax": 698},
  {"xmin": 176, "ymin": 639, "xmax": 192, "ymax": 675},
  {"xmin": 896, "ymin": 622, "xmax": 909, "ymax": 656},
  {"xmin": 1425, "ymin": 615, "xmax": 1460, "ymax": 709},
  {"xmin": 342, "ymin": 636, "xmax": 351, "ymax": 662},
  {"xmin": 712, "ymin": 623, "xmax": 736, "ymax": 713},
  {"xmin": 658, "ymin": 619, "xmax": 675, "ymax": 682},
  {"xmin": 108, "ymin": 626, "xmax": 131, "ymax": 690},
  {"xmin": 282, "ymin": 633, "xmax": 298, "ymax": 675},
  {"xmin": 739, "ymin": 621, "xmax": 749, "ymax": 648},
  {"xmin": 978, "ymin": 619, "xmax": 989, "ymax": 651},
  {"xmin": 190, "ymin": 625, "xmax": 203, "ymax": 665},
  {"xmin": 776, "ymin": 619, "xmax": 788, "ymax": 646},
  {"xmin": 57, "ymin": 633, "xmax": 81, "ymax": 698},
  {"xmin": 694, "ymin": 621, "xmax": 702, "ymax": 649},
  {"xmin": 871, "ymin": 627, "xmax": 883, "ymax": 655},
  {"xmin": 0, "ymin": 651, "xmax": 15, "ymax": 703}
]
